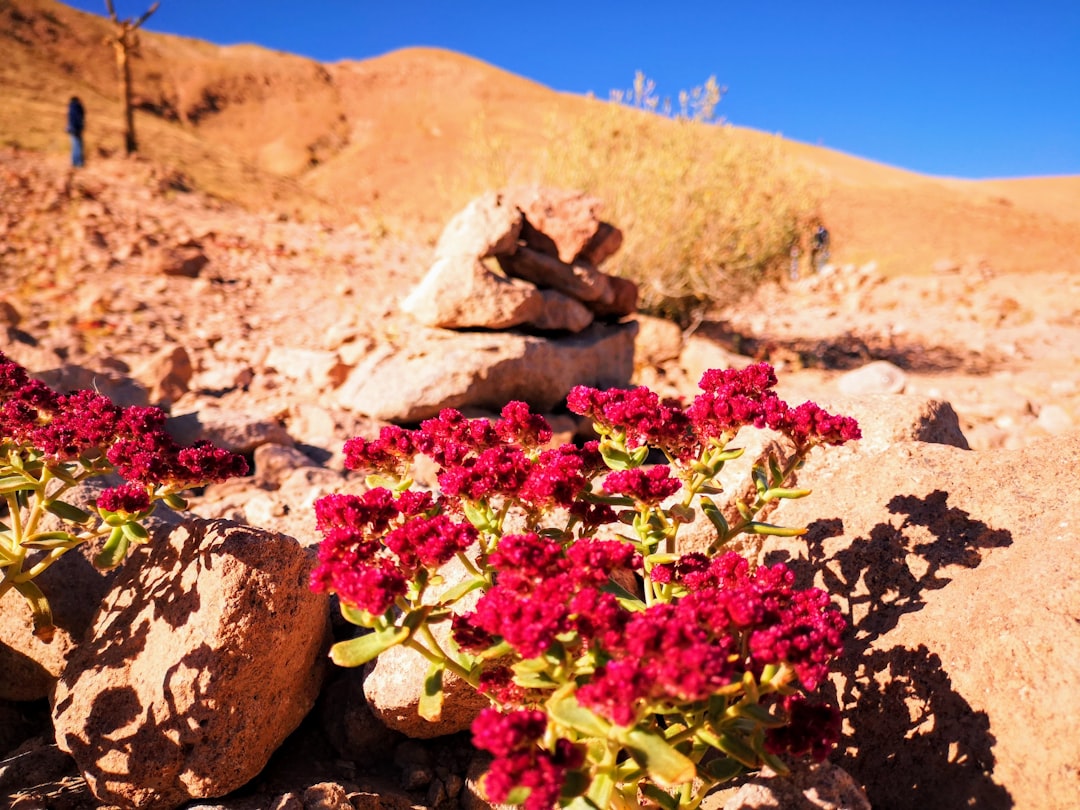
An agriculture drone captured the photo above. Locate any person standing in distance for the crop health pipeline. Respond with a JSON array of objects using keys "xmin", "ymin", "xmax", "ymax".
[{"xmin": 67, "ymin": 96, "xmax": 85, "ymax": 168}]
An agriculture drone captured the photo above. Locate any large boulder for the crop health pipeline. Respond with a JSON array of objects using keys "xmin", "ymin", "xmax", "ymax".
[
  {"xmin": 52, "ymin": 519, "xmax": 331, "ymax": 810},
  {"xmin": 760, "ymin": 433, "xmax": 1080, "ymax": 810},
  {"xmin": 335, "ymin": 322, "xmax": 637, "ymax": 423}
]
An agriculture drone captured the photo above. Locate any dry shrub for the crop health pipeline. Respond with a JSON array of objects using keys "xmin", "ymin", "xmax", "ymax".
[{"xmin": 456, "ymin": 74, "xmax": 822, "ymax": 325}]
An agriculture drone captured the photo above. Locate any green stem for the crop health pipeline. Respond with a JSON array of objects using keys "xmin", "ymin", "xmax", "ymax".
[
  {"xmin": 721, "ymin": 450, "xmax": 808, "ymax": 546},
  {"xmin": 407, "ymin": 622, "xmax": 474, "ymax": 683}
]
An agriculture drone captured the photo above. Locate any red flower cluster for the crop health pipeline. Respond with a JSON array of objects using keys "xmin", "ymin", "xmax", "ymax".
[
  {"xmin": 309, "ymin": 487, "xmax": 477, "ymax": 615},
  {"xmin": 472, "ymin": 707, "xmax": 583, "ymax": 810},
  {"xmin": 343, "ymin": 403, "xmax": 604, "ymax": 512},
  {"xmin": 764, "ymin": 694, "xmax": 843, "ymax": 762},
  {"xmin": 570, "ymin": 362, "xmax": 861, "ymax": 456},
  {"xmin": 1, "ymin": 352, "xmax": 248, "ymax": 487},
  {"xmin": 574, "ymin": 552, "xmax": 845, "ymax": 726},
  {"xmin": 96, "ymin": 482, "xmax": 152, "ymax": 515},
  {"xmin": 454, "ymin": 533, "xmax": 641, "ymax": 660},
  {"xmin": 687, "ymin": 364, "xmax": 861, "ymax": 449},
  {"xmin": 602, "ymin": 465, "xmax": 682, "ymax": 504},
  {"xmin": 567, "ymin": 384, "xmax": 694, "ymax": 459}
]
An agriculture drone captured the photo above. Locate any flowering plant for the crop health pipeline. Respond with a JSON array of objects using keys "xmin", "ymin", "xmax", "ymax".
[
  {"xmin": 313, "ymin": 363, "xmax": 859, "ymax": 809},
  {"xmin": 0, "ymin": 351, "xmax": 248, "ymax": 641}
]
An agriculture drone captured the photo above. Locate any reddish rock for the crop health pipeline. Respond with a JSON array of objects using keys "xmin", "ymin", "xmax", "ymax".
[
  {"xmin": 52, "ymin": 519, "xmax": 331, "ymax": 810},
  {"xmin": 147, "ymin": 243, "xmax": 209, "ymax": 278},
  {"xmin": 577, "ymin": 221, "xmax": 624, "ymax": 267},
  {"xmin": 509, "ymin": 187, "xmax": 606, "ymax": 264},
  {"xmin": 498, "ymin": 246, "xmax": 613, "ymax": 305}
]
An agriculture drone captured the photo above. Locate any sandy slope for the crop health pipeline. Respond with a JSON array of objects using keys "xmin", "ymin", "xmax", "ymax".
[{"xmin": 2, "ymin": 0, "xmax": 1079, "ymax": 280}]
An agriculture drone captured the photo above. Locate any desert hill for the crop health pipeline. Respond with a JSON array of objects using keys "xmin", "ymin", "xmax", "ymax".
[{"xmin": 3, "ymin": 0, "xmax": 1079, "ymax": 278}]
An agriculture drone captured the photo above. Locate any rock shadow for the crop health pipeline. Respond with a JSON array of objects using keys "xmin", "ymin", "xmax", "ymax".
[
  {"xmin": 766, "ymin": 490, "xmax": 1014, "ymax": 810},
  {"xmin": 697, "ymin": 320, "xmax": 1000, "ymax": 373}
]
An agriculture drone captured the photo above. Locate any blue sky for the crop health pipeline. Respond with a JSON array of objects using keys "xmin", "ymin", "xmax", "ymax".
[{"xmin": 64, "ymin": 1, "xmax": 1080, "ymax": 179}]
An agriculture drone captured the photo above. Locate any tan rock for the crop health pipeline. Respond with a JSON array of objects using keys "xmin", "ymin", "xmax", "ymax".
[
  {"xmin": 401, "ymin": 255, "xmax": 545, "ymax": 330},
  {"xmin": 167, "ymin": 407, "xmax": 293, "ymax": 453},
  {"xmin": 714, "ymin": 762, "xmax": 870, "ymax": 810},
  {"xmin": 264, "ymin": 346, "xmax": 349, "ymax": 391},
  {"xmin": 837, "ymin": 360, "xmax": 907, "ymax": 395},
  {"xmin": 146, "ymin": 243, "xmax": 209, "ymax": 278},
  {"xmin": 335, "ymin": 322, "xmax": 637, "ymax": 423},
  {"xmin": 433, "ymin": 191, "xmax": 523, "ymax": 260},
  {"xmin": 633, "ymin": 313, "xmax": 684, "ymax": 369},
  {"xmin": 53, "ymin": 519, "xmax": 331, "ymax": 810},
  {"xmin": 670, "ymin": 394, "xmax": 972, "ymax": 558},
  {"xmin": 0, "ymin": 479, "xmax": 182, "ymax": 702},
  {"xmin": 680, "ymin": 335, "xmax": 749, "ymax": 384},
  {"xmin": 762, "ymin": 434, "xmax": 1080, "ymax": 810},
  {"xmin": 134, "ymin": 345, "xmax": 193, "ymax": 408},
  {"xmin": 363, "ymin": 555, "xmax": 489, "ymax": 739}
]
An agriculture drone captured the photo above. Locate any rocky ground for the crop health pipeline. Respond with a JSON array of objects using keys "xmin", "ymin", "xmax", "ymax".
[
  {"xmin": 2, "ymin": 147, "xmax": 1079, "ymax": 809},
  {"xmin": 5, "ymin": 148, "xmax": 1077, "ymax": 459}
]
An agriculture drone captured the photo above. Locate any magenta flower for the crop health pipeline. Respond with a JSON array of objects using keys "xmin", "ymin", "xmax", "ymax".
[
  {"xmin": 567, "ymin": 384, "xmax": 694, "ymax": 457},
  {"xmin": 765, "ymin": 694, "xmax": 842, "ymax": 761},
  {"xmin": 437, "ymin": 444, "xmax": 532, "ymax": 502},
  {"xmin": 496, "ymin": 401, "xmax": 553, "ymax": 449},
  {"xmin": 312, "ymin": 557, "xmax": 406, "ymax": 616},
  {"xmin": 602, "ymin": 465, "xmax": 682, "ymax": 503},
  {"xmin": 342, "ymin": 425, "xmax": 417, "ymax": 476},
  {"xmin": 472, "ymin": 708, "xmax": 581, "ymax": 810},
  {"xmin": 382, "ymin": 513, "xmax": 477, "ymax": 571},
  {"xmin": 96, "ymin": 483, "xmax": 151, "ymax": 515},
  {"xmin": 465, "ymin": 578, "xmax": 572, "ymax": 659},
  {"xmin": 414, "ymin": 408, "xmax": 500, "ymax": 466}
]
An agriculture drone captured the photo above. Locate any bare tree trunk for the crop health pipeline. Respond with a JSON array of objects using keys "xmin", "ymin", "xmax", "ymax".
[{"xmin": 105, "ymin": 1, "xmax": 159, "ymax": 155}]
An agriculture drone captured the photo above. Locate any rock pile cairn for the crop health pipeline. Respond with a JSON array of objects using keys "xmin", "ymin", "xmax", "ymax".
[{"xmin": 402, "ymin": 187, "xmax": 637, "ymax": 332}]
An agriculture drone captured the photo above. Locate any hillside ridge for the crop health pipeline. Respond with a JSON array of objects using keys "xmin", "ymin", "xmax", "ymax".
[{"xmin": 2, "ymin": 0, "xmax": 1079, "ymax": 275}]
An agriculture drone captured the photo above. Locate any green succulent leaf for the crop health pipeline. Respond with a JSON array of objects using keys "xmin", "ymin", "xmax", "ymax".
[
  {"xmin": 746, "ymin": 521, "xmax": 808, "ymax": 537},
  {"xmin": 14, "ymin": 579, "xmax": 54, "ymax": 641},
  {"xmin": 19, "ymin": 531, "xmax": 79, "ymax": 550},
  {"xmin": 700, "ymin": 496, "xmax": 730, "ymax": 536},
  {"xmin": 418, "ymin": 660, "xmax": 445, "ymax": 721},
  {"xmin": 162, "ymin": 492, "xmax": 188, "ymax": 510},
  {"xmin": 547, "ymin": 687, "xmax": 613, "ymax": 739},
  {"xmin": 620, "ymin": 727, "xmax": 697, "ymax": 787},
  {"xmin": 338, "ymin": 601, "xmax": 375, "ymax": 628},
  {"xmin": 699, "ymin": 755, "xmax": 744, "ymax": 783},
  {"xmin": 0, "ymin": 474, "xmax": 36, "ymax": 495},
  {"xmin": 599, "ymin": 443, "xmax": 635, "ymax": 471},
  {"xmin": 45, "ymin": 500, "xmax": 93, "ymax": 524},
  {"xmin": 121, "ymin": 521, "xmax": 150, "ymax": 544},
  {"xmin": 329, "ymin": 625, "xmax": 410, "ymax": 667},
  {"xmin": 717, "ymin": 732, "xmax": 761, "ymax": 768},
  {"xmin": 640, "ymin": 783, "xmax": 680, "ymax": 810},
  {"xmin": 760, "ymin": 751, "xmax": 791, "ymax": 775},
  {"xmin": 437, "ymin": 575, "xmax": 485, "ymax": 606},
  {"xmin": 761, "ymin": 487, "xmax": 812, "ymax": 501},
  {"xmin": 768, "ymin": 455, "xmax": 784, "ymax": 486},
  {"xmin": 93, "ymin": 526, "xmax": 130, "ymax": 570}
]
